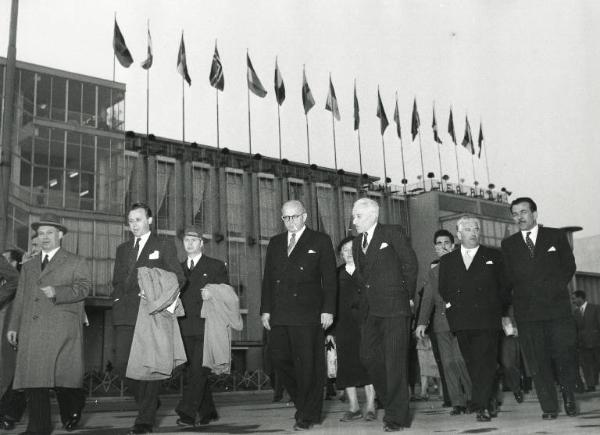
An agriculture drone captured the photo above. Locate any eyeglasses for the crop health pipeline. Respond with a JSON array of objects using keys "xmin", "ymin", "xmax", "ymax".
[{"xmin": 281, "ymin": 214, "xmax": 304, "ymax": 222}]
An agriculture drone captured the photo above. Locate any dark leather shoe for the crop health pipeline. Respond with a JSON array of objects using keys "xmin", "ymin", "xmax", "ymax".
[
  {"xmin": 450, "ymin": 406, "xmax": 466, "ymax": 415},
  {"xmin": 127, "ymin": 424, "xmax": 153, "ymax": 434},
  {"xmin": 488, "ymin": 401, "xmax": 498, "ymax": 418},
  {"xmin": 513, "ymin": 390, "xmax": 524, "ymax": 403},
  {"xmin": 293, "ymin": 420, "xmax": 313, "ymax": 431},
  {"xmin": 63, "ymin": 412, "xmax": 81, "ymax": 431},
  {"xmin": 364, "ymin": 410, "xmax": 377, "ymax": 421},
  {"xmin": 542, "ymin": 412, "xmax": 557, "ymax": 420},
  {"xmin": 562, "ymin": 390, "xmax": 578, "ymax": 416},
  {"xmin": 476, "ymin": 410, "xmax": 491, "ymax": 422},
  {"xmin": 340, "ymin": 409, "xmax": 362, "ymax": 422},
  {"xmin": 176, "ymin": 413, "xmax": 196, "ymax": 427},
  {"xmin": 383, "ymin": 422, "xmax": 404, "ymax": 432},
  {"xmin": 585, "ymin": 386, "xmax": 596, "ymax": 392},
  {"xmin": 199, "ymin": 411, "xmax": 219, "ymax": 425}
]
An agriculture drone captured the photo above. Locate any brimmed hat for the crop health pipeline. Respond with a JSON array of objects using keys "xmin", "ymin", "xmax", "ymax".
[
  {"xmin": 31, "ymin": 213, "xmax": 68, "ymax": 234},
  {"xmin": 182, "ymin": 225, "xmax": 205, "ymax": 240}
]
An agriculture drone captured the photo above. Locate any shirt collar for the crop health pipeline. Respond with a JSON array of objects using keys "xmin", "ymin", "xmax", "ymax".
[
  {"xmin": 581, "ymin": 301, "xmax": 588, "ymax": 311},
  {"xmin": 136, "ymin": 231, "xmax": 152, "ymax": 244},
  {"xmin": 363, "ymin": 222, "xmax": 378, "ymax": 242},
  {"xmin": 41, "ymin": 247, "xmax": 61, "ymax": 261},
  {"xmin": 461, "ymin": 245, "xmax": 480, "ymax": 257},
  {"xmin": 521, "ymin": 225, "xmax": 539, "ymax": 243},
  {"xmin": 288, "ymin": 225, "xmax": 306, "ymax": 242},
  {"xmin": 187, "ymin": 253, "xmax": 203, "ymax": 265}
]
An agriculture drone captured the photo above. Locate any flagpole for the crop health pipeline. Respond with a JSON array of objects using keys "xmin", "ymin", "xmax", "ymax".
[
  {"xmin": 145, "ymin": 19, "xmax": 150, "ymax": 136},
  {"xmin": 277, "ymin": 103, "xmax": 282, "ymax": 161},
  {"xmin": 484, "ymin": 138, "xmax": 491, "ymax": 186},
  {"xmin": 216, "ymin": 89, "xmax": 220, "ymax": 149},
  {"xmin": 331, "ymin": 110, "xmax": 338, "ymax": 171},
  {"xmin": 399, "ymin": 136, "xmax": 407, "ymax": 195},
  {"xmin": 305, "ymin": 113, "xmax": 311, "ymax": 166},
  {"xmin": 417, "ymin": 130, "xmax": 426, "ymax": 190},
  {"xmin": 454, "ymin": 145, "xmax": 461, "ymax": 187},
  {"xmin": 357, "ymin": 129, "xmax": 363, "ymax": 176},
  {"xmin": 437, "ymin": 142, "xmax": 443, "ymax": 190},
  {"xmin": 182, "ymin": 77, "xmax": 185, "ymax": 143},
  {"xmin": 247, "ymin": 85, "xmax": 252, "ymax": 155},
  {"xmin": 112, "ymin": 12, "xmax": 116, "ymax": 83},
  {"xmin": 381, "ymin": 134, "xmax": 388, "ymax": 192},
  {"xmin": 471, "ymin": 154, "xmax": 477, "ymax": 185}
]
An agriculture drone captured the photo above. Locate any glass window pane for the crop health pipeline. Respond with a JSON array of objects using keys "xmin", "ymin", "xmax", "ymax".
[
  {"xmin": 80, "ymin": 172, "xmax": 94, "ymax": 210},
  {"xmin": 19, "ymin": 133, "xmax": 33, "ymax": 162},
  {"xmin": 49, "ymin": 128, "xmax": 64, "ymax": 168},
  {"xmin": 192, "ymin": 167, "xmax": 211, "ymax": 234},
  {"xmin": 19, "ymin": 70, "xmax": 35, "ymax": 126},
  {"xmin": 96, "ymin": 144, "xmax": 110, "ymax": 212},
  {"xmin": 65, "ymin": 168, "xmax": 80, "ymax": 209},
  {"xmin": 32, "ymin": 166, "xmax": 48, "ymax": 206},
  {"xmin": 67, "ymin": 80, "xmax": 82, "ymax": 125},
  {"xmin": 51, "ymin": 76, "xmax": 66, "ymax": 122},
  {"xmin": 97, "ymin": 86, "xmax": 111, "ymax": 130},
  {"xmin": 66, "ymin": 132, "xmax": 80, "ymax": 170},
  {"xmin": 48, "ymin": 168, "xmax": 63, "ymax": 207},
  {"xmin": 33, "ymin": 126, "xmax": 49, "ymax": 165},
  {"xmin": 19, "ymin": 159, "xmax": 31, "ymax": 188},
  {"xmin": 226, "ymin": 172, "xmax": 244, "ymax": 236},
  {"xmin": 35, "ymin": 73, "xmax": 51, "ymax": 119},
  {"xmin": 81, "ymin": 140, "xmax": 95, "ymax": 172},
  {"xmin": 82, "ymin": 83, "xmax": 96, "ymax": 127}
]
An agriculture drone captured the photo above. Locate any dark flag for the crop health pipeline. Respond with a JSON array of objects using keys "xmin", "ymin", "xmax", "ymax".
[
  {"xmin": 376, "ymin": 88, "xmax": 389, "ymax": 135},
  {"xmin": 325, "ymin": 76, "xmax": 341, "ymax": 121},
  {"xmin": 462, "ymin": 116, "xmax": 475, "ymax": 154},
  {"xmin": 478, "ymin": 122, "xmax": 484, "ymax": 158},
  {"xmin": 113, "ymin": 20, "xmax": 133, "ymax": 68},
  {"xmin": 353, "ymin": 82, "xmax": 360, "ymax": 131},
  {"xmin": 448, "ymin": 108, "xmax": 457, "ymax": 145},
  {"xmin": 209, "ymin": 42, "xmax": 224, "ymax": 90},
  {"xmin": 177, "ymin": 34, "xmax": 191, "ymax": 85},
  {"xmin": 393, "ymin": 97, "xmax": 402, "ymax": 139},
  {"xmin": 432, "ymin": 107, "xmax": 442, "ymax": 144},
  {"xmin": 247, "ymin": 54, "xmax": 267, "ymax": 97},
  {"xmin": 274, "ymin": 58, "xmax": 285, "ymax": 105},
  {"xmin": 411, "ymin": 98, "xmax": 420, "ymax": 140},
  {"xmin": 141, "ymin": 28, "xmax": 153, "ymax": 69},
  {"xmin": 302, "ymin": 67, "xmax": 315, "ymax": 114}
]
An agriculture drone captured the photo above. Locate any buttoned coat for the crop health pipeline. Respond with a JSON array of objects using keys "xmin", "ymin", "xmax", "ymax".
[
  {"xmin": 112, "ymin": 233, "xmax": 185, "ymax": 326},
  {"xmin": 501, "ymin": 226, "xmax": 576, "ymax": 323},
  {"xmin": 352, "ymin": 224, "xmax": 418, "ymax": 318},
  {"xmin": 260, "ymin": 227, "xmax": 337, "ymax": 326},
  {"xmin": 8, "ymin": 248, "xmax": 91, "ymax": 389},
  {"xmin": 438, "ymin": 245, "xmax": 507, "ymax": 331}
]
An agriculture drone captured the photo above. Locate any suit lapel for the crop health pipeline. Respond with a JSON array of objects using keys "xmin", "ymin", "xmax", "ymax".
[
  {"xmin": 136, "ymin": 234, "xmax": 156, "ymax": 265},
  {"xmin": 360, "ymin": 225, "xmax": 385, "ymax": 278},
  {"xmin": 288, "ymin": 228, "xmax": 310, "ymax": 260},
  {"xmin": 40, "ymin": 249, "xmax": 68, "ymax": 278}
]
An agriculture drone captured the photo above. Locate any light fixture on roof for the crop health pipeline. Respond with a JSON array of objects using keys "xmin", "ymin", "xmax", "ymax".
[{"xmin": 68, "ymin": 171, "xmax": 79, "ymax": 178}]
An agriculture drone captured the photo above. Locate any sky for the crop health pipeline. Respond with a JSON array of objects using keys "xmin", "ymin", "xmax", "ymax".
[{"xmin": 1, "ymin": 0, "xmax": 598, "ymax": 238}]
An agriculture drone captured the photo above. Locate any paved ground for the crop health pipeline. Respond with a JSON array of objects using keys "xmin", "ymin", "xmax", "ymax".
[{"xmin": 4, "ymin": 390, "xmax": 600, "ymax": 434}]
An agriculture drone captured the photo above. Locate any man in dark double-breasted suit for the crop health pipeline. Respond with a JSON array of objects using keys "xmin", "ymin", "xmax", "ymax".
[
  {"xmin": 502, "ymin": 197, "xmax": 578, "ymax": 419},
  {"xmin": 175, "ymin": 225, "xmax": 228, "ymax": 427},
  {"xmin": 351, "ymin": 198, "xmax": 418, "ymax": 432},
  {"xmin": 112, "ymin": 203, "xmax": 185, "ymax": 434},
  {"xmin": 574, "ymin": 290, "xmax": 600, "ymax": 392},
  {"xmin": 261, "ymin": 200, "xmax": 337, "ymax": 431},
  {"xmin": 439, "ymin": 216, "xmax": 508, "ymax": 422}
]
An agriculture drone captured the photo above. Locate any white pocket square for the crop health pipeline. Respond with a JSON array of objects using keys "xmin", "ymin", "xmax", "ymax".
[
  {"xmin": 445, "ymin": 302, "xmax": 452, "ymax": 309},
  {"xmin": 486, "ymin": 260, "xmax": 494, "ymax": 264},
  {"xmin": 148, "ymin": 250, "xmax": 160, "ymax": 260},
  {"xmin": 308, "ymin": 249, "xmax": 317, "ymax": 254},
  {"xmin": 380, "ymin": 242, "xmax": 389, "ymax": 249},
  {"xmin": 548, "ymin": 246, "xmax": 557, "ymax": 252}
]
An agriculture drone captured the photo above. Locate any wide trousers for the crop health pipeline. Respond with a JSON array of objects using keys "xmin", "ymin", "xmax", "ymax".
[
  {"xmin": 25, "ymin": 387, "xmax": 85, "ymax": 434},
  {"xmin": 455, "ymin": 329, "xmax": 499, "ymax": 411},
  {"xmin": 518, "ymin": 317, "xmax": 577, "ymax": 413},
  {"xmin": 435, "ymin": 330, "xmax": 472, "ymax": 407},
  {"xmin": 269, "ymin": 324, "xmax": 325, "ymax": 424},
  {"xmin": 360, "ymin": 315, "xmax": 410, "ymax": 427}
]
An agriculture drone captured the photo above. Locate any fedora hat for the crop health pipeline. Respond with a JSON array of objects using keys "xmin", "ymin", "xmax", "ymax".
[
  {"xmin": 181, "ymin": 225, "xmax": 206, "ymax": 241},
  {"xmin": 31, "ymin": 213, "xmax": 68, "ymax": 234}
]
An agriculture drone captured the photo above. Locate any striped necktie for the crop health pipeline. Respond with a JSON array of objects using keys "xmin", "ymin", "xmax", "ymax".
[
  {"xmin": 525, "ymin": 232, "xmax": 535, "ymax": 258},
  {"xmin": 288, "ymin": 233, "xmax": 296, "ymax": 256}
]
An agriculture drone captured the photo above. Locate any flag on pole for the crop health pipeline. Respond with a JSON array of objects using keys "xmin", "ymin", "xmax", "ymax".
[
  {"xmin": 247, "ymin": 54, "xmax": 267, "ymax": 97},
  {"xmin": 478, "ymin": 122, "xmax": 484, "ymax": 158},
  {"xmin": 325, "ymin": 76, "xmax": 340, "ymax": 121},
  {"xmin": 432, "ymin": 107, "xmax": 442, "ymax": 144},
  {"xmin": 141, "ymin": 27, "xmax": 153, "ymax": 69},
  {"xmin": 393, "ymin": 96, "xmax": 402, "ymax": 139},
  {"xmin": 353, "ymin": 82, "xmax": 360, "ymax": 131},
  {"xmin": 462, "ymin": 116, "xmax": 475, "ymax": 154},
  {"xmin": 411, "ymin": 98, "xmax": 420, "ymax": 140},
  {"xmin": 448, "ymin": 107, "xmax": 457, "ymax": 145},
  {"xmin": 376, "ymin": 88, "xmax": 388, "ymax": 135},
  {"xmin": 113, "ymin": 20, "xmax": 133, "ymax": 68},
  {"xmin": 302, "ymin": 66, "xmax": 315, "ymax": 114},
  {"xmin": 177, "ymin": 34, "xmax": 191, "ymax": 85},
  {"xmin": 274, "ymin": 58, "xmax": 285, "ymax": 105},
  {"xmin": 209, "ymin": 42, "xmax": 224, "ymax": 90}
]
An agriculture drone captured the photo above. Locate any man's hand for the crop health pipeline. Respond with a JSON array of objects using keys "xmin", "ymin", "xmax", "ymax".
[
  {"xmin": 261, "ymin": 313, "xmax": 271, "ymax": 330},
  {"xmin": 415, "ymin": 325, "xmax": 427, "ymax": 340},
  {"xmin": 321, "ymin": 313, "xmax": 333, "ymax": 330},
  {"xmin": 7, "ymin": 330, "xmax": 17, "ymax": 347},
  {"xmin": 201, "ymin": 288, "xmax": 212, "ymax": 300},
  {"xmin": 40, "ymin": 286, "xmax": 56, "ymax": 299}
]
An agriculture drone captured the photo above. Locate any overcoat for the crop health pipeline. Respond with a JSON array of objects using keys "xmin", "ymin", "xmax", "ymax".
[
  {"xmin": 0, "ymin": 256, "xmax": 19, "ymax": 396},
  {"xmin": 8, "ymin": 248, "xmax": 90, "ymax": 389}
]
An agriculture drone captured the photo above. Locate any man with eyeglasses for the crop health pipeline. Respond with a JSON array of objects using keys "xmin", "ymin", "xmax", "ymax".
[{"xmin": 261, "ymin": 200, "xmax": 337, "ymax": 431}]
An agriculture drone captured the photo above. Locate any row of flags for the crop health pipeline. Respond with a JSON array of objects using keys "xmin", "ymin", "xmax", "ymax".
[{"xmin": 113, "ymin": 19, "xmax": 486, "ymax": 159}]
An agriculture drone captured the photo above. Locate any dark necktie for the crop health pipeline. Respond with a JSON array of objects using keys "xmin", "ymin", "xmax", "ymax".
[
  {"xmin": 189, "ymin": 259, "xmax": 195, "ymax": 270},
  {"xmin": 41, "ymin": 254, "xmax": 49, "ymax": 271},
  {"xmin": 362, "ymin": 233, "xmax": 369, "ymax": 253},
  {"xmin": 525, "ymin": 232, "xmax": 535, "ymax": 258},
  {"xmin": 129, "ymin": 237, "xmax": 140, "ymax": 268},
  {"xmin": 287, "ymin": 233, "xmax": 296, "ymax": 256}
]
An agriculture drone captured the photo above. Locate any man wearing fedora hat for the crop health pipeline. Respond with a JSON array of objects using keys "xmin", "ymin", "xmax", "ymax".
[
  {"xmin": 174, "ymin": 225, "xmax": 228, "ymax": 427},
  {"xmin": 7, "ymin": 213, "xmax": 91, "ymax": 435},
  {"xmin": 112, "ymin": 203, "xmax": 185, "ymax": 434}
]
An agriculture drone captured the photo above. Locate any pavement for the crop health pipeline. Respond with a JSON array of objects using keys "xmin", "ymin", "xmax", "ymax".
[{"xmin": 3, "ymin": 389, "xmax": 600, "ymax": 434}]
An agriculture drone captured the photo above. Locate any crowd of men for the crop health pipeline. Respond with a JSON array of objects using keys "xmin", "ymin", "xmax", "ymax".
[{"xmin": 0, "ymin": 196, "xmax": 597, "ymax": 434}]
